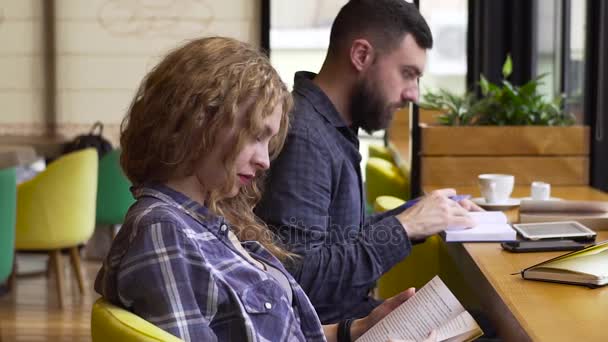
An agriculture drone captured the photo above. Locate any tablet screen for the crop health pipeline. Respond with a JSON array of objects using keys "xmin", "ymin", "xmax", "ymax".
[{"xmin": 513, "ymin": 221, "xmax": 596, "ymax": 240}]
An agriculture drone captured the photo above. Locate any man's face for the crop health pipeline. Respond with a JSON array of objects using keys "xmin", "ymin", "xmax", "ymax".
[{"xmin": 351, "ymin": 33, "xmax": 427, "ymax": 133}]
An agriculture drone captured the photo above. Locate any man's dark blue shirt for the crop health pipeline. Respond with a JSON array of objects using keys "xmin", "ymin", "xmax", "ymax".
[{"xmin": 256, "ymin": 71, "xmax": 414, "ymax": 324}]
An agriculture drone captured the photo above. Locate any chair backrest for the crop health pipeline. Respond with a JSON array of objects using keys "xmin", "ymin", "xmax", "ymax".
[
  {"xmin": 91, "ymin": 298, "xmax": 183, "ymax": 342},
  {"xmin": 0, "ymin": 167, "xmax": 16, "ymax": 282},
  {"xmin": 373, "ymin": 195, "xmax": 406, "ymax": 212},
  {"xmin": 96, "ymin": 149, "xmax": 134, "ymax": 225},
  {"xmin": 365, "ymin": 157, "xmax": 410, "ymax": 206},
  {"xmin": 16, "ymin": 149, "xmax": 98, "ymax": 250}
]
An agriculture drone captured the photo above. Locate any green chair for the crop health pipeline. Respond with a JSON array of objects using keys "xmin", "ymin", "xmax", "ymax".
[
  {"xmin": 96, "ymin": 149, "xmax": 134, "ymax": 239},
  {"xmin": 0, "ymin": 167, "xmax": 17, "ymax": 286}
]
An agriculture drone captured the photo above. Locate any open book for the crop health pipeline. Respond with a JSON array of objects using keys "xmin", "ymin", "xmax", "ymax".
[
  {"xmin": 357, "ymin": 276, "xmax": 483, "ymax": 342},
  {"xmin": 519, "ymin": 200, "xmax": 608, "ymax": 231},
  {"xmin": 444, "ymin": 212, "xmax": 516, "ymax": 242},
  {"xmin": 521, "ymin": 240, "xmax": 608, "ymax": 287}
]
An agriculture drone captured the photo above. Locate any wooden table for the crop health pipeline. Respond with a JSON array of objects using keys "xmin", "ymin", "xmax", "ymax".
[{"xmin": 426, "ymin": 185, "xmax": 608, "ymax": 341}]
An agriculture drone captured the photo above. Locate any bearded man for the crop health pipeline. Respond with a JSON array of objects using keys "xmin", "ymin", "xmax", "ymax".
[{"xmin": 256, "ymin": 0, "xmax": 480, "ymax": 324}]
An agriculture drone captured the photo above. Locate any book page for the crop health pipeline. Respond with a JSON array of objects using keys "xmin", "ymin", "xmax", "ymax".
[
  {"xmin": 447, "ymin": 211, "xmax": 507, "ymax": 230},
  {"xmin": 444, "ymin": 224, "xmax": 516, "ymax": 242},
  {"xmin": 437, "ymin": 311, "xmax": 480, "ymax": 341},
  {"xmin": 357, "ymin": 277, "xmax": 465, "ymax": 342},
  {"xmin": 541, "ymin": 248, "xmax": 608, "ymax": 276}
]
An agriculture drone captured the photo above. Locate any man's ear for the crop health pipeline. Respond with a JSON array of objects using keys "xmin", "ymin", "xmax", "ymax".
[{"xmin": 350, "ymin": 39, "xmax": 374, "ymax": 72}]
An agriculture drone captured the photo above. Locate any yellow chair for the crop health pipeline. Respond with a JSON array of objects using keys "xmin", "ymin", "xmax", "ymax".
[
  {"xmin": 365, "ymin": 157, "xmax": 410, "ymax": 206},
  {"xmin": 91, "ymin": 298, "xmax": 183, "ymax": 342},
  {"xmin": 15, "ymin": 149, "xmax": 98, "ymax": 307},
  {"xmin": 386, "ymin": 143, "xmax": 411, "ymax": 180},
  {"xmin": 374, "ymin": 195, "xmax": 440, "ymax": 299},
  {"xmin": 368, "ymin": 144, "xmax": 394, "ymax": 162}
]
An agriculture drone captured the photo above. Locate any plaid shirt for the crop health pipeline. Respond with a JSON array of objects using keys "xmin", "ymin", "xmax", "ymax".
[
  {"xmin": 256, "ymin": 71, "xmax": 415, "ymax": 324},
  {"xmin": 95, "ymin": 184, "xmax": 326, "ymax": 342}
]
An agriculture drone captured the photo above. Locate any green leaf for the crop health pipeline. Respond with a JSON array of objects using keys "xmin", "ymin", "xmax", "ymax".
[
  {"xmin": 480, "ymin": 75, "xmax": 490, "ymax": 96},
  {"xmin": 421, "ymin": 55, "xmax": 575, "ymax": 127},
  {"xmin": 502, "ymin": 54, "xmax": 513, "ymax": 78}
]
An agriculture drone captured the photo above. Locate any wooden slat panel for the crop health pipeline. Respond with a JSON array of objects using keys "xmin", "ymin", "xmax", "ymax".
[
  {"xmin": 419, "ymin": 108, "xmax": 443, "ymax": 124},
  {"xmin": 421, "ymin": 156, "xmax": 589, "ymax": 186},
  {"xmin": 420, "ymin": 125, "xmax": 590, "ymax": 156},
  {"xmin": 388, "ymin": 107, "xmax": 410, "ymax": 162},
  {"xmin": 388, "ymin": 108, "xmax": 444, "ymax": 164}
]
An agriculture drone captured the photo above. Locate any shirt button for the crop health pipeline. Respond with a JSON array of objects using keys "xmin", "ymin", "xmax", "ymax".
[
  {"xmin": 264, "ymin": 302, "xmax": 272, "ymax": 310},
  {"xmin": 220, "ymin": 224, "xmax": 227, "ymax": 232}
]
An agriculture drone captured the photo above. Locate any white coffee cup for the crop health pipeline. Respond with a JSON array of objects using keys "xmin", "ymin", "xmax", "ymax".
[
  {"xmin": 531, "ymin": 181, "xmax": 551, "ymax": 200},
  {"xmin": 478, "ymin": 174, "xmax": 514, "ymax": 204}
]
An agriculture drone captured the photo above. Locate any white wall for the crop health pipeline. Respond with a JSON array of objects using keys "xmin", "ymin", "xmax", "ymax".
[
  {"xmin": 0, "ymin": 0, "xmax": 261, "ymax": 144},
  {"xmin": 0, "ymin": 1, "xmax": 45, "ymax": 135}
]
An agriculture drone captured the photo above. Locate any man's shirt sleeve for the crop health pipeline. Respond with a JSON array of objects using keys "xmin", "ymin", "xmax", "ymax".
[{"xmin": 116, "ymin": 221, "xmax": 218, "ymax": 341}]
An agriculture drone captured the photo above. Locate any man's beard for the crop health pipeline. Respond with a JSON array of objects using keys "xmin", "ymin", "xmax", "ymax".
[{"xmin": 350, "ymin": 76, "xmax": 402, "ymax": 134}]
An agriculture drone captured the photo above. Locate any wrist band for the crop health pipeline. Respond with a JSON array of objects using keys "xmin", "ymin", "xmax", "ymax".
[{"xmin": 337, "ymin": 318, "xmax": 354, "ymax": 342}]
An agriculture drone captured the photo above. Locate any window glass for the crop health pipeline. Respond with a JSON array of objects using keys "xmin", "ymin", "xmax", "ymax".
[
  {"xmin": 270, "ymin": 0, "xmax": 347, "ymax": 89},
  {"xmin": 535, "ymin": 0, "xmax": 586, "ymax": 123},
  {"xmin": 419, "ymin": 0, "xmax": 468, "ymax": 96}
]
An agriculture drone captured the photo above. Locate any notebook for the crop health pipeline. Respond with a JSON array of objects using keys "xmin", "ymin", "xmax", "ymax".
[
  {"xmin": 444, "ymin": 211, "xmax": 516, "ymax": 242},
  {"xmin": 521, "ymin": 240, "xmax": 608, "ymax": 287},
  {"xmin": 356, "ymin": 276, "xmax": 483, "ymax": 342},
  {"xmin": 519, "ymin": 200, "xmax": 608, "ymax": 231}
]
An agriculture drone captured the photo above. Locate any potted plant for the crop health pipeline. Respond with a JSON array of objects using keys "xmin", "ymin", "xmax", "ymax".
[{"xmin": 415, "ymin": 56, "xmax": 589, "ymax": 187}]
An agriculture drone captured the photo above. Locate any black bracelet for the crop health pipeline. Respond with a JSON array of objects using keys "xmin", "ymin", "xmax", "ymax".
[{"xmin": 337, "ymin": 318, "xmax": 354, "ymax": 342}]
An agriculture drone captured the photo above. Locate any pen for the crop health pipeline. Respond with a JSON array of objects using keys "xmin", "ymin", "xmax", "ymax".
[{"xmin": 407, "ymin": 194, "xmax": 471, "ymax": 207}]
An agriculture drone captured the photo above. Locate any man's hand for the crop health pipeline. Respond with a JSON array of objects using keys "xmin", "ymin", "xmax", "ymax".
[
  {"xmin": 458, "ymin": 198, "xmax": 484, "ymax": 212},
  {"xmin": 396, "ymin": 189, "xmax": 475, "ymax": 240},
  {"xmin": 350, "ymin": 288, "xmax": 417, "ymax": 340}
]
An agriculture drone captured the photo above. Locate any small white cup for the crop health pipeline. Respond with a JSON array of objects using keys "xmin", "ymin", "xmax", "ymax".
[
  {"xmin": 531, "ymin": 181, "xmax": 551, "ymax": 200},
  {"xmin": 478, "ymin": 174, "xmax": 514, "ymax": 204}
]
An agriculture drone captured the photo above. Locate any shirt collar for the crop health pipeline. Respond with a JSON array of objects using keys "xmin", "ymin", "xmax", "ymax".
[
  {"xmin": 132, "ymin": 183, "xmax": 225, "ymax": 233},
  {"xmin": 293, "ymin": 71, "xmax": 350, "ymax": 129}
]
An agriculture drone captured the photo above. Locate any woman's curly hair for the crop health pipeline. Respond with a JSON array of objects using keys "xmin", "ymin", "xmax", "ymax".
[{"xmin": 120, "ymin": 36, "xmax": 293, "ymax": 259}]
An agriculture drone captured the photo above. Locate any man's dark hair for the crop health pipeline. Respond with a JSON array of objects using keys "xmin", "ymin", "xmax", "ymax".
[{"xmin": 327, "ymin": 0, "xmax": 433, "ymax": 57}]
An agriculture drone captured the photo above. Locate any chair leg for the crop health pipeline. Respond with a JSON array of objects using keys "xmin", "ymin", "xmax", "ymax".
[
  {"xmin": 8, "ymin": 257, "xmax": 17, "ymax": 291},
  {"xmin": 50, "ymin": 250, "xmax": 65, "ymax": 308},
  {"xmin": 47, "ymin": 253, "xmax": 55, "ymax": 278},
  {"xmin": 69, "ymin": 247, "xmax": 85, "ymax": 294}
]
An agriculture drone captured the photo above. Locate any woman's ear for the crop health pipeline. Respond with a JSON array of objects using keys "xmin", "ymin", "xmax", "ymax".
[{"xmin": 350, "ymin": 39, "xmax": 375, "ymax": 72}]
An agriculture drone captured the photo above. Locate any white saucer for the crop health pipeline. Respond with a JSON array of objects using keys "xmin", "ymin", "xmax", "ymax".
[{"xmin": 471, "ymin": 197, "xmax": 521, "ymax": 210}]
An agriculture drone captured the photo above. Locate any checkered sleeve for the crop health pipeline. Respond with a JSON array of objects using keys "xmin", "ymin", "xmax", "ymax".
[
  {"xmin": 116, "ymin": 221, "xmax": 219, "ymax": 342},
  {"xmin": 364, "ymin": 200, "xmax": 417, "ymax": 226}
]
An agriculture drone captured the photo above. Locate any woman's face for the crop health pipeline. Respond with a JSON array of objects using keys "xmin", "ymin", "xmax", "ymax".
[{"xmin": 195, "ymin": 103, "xmax": 283, "ymax": 198}]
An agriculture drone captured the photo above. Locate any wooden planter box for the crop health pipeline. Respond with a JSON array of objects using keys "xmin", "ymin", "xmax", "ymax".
[{"xmin": 419, "ymin": 124, "xmax": 590, "ymax": 186}]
